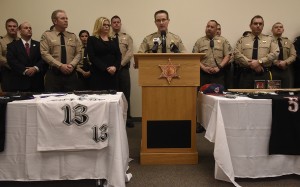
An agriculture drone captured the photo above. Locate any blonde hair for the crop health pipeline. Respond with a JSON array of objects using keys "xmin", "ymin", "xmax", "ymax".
[{"xmin": 92, "ymin": 17, "xmax": 110, "ymax": 38}]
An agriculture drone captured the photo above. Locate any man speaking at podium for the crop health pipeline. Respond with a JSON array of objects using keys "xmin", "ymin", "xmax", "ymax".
[{"xmin": 138, "ymin": 10, "xmax": 187, "ymax": 53}]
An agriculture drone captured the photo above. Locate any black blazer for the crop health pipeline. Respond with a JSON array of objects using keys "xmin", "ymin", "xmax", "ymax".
[
  {"xmin": 7, "ymin": 39, "xmax": 47, "ymax": 92},
  {"xmin": 87, "ymin": 36, "xmax": 121, "ymax": 90}
]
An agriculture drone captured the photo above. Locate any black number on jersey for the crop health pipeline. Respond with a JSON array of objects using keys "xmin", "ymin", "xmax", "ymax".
[
  {"xmin": 91, "ymin": 124, "xmax": 108, "ymax": 143},
  {"xmin": 62, "ymin": 104, "xmax": 89, "ymax": 126}
]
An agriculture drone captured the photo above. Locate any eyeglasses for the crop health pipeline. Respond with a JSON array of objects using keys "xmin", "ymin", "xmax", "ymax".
[
  {"xmin": 155, "ymin": 19, "xmax": 168, "ymax": 23},
  {"xmin": 103, "ymin": 24, "xmax": 111, "ymax": 27}
]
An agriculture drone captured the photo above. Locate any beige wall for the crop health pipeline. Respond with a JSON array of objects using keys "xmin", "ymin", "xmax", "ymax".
[{"xmin": 1, "ymin": 0, "xmax": 300, "ymax": 117}]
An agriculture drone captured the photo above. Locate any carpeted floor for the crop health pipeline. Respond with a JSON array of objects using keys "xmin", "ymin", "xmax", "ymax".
[{"xmin": 1, "ymin": 122, "xmax": 300, "ymax": 187}]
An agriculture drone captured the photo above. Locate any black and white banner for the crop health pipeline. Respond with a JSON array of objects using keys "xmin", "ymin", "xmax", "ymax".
[{"xmin": 37, "ymin": 94, "xmax": 110, "ymax": 151}]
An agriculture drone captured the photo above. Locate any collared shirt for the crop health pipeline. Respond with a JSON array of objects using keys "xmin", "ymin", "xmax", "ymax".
[
  {"xmin": 112, "ymin": 32, "xmax": 133, "ymax": 67},
  {"xmin": 234, "ymin": 33, "xmax": 279, "ymax": 67},
  {"xmin": 272, "ymin": 36, "xmax": 296, "ymax": 65},
  {"xmin": 40, "ymin": 29, "xmax": 81, "ymax": 68},
  {"xmin": 21, "ymin": 38, "xmax": 31, "ymax": 46},
  {"xmin": 0, "ymin": 34, "xmax": 19, "ymax": 68},
  {"xmin": 138, "ymin": 31, "xmax": 187, "ymax": 53},
  {"xmin": 20, "ymin": 38, "xmax": 39, "ymax": 74},
  {"xmin": 192, "ymin": 35, "xmax": 232, "ymax": 67}
]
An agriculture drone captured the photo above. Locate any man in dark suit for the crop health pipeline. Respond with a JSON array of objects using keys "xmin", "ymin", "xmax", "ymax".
[{"xmin": 6, "ymin": 21, "xmax": 46, "ymax": 92}]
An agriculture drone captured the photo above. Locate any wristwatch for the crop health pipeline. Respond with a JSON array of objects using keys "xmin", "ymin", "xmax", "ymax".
[{"xmin": 258, "ymin": 60, "xmax": 263, "ymax": 64}]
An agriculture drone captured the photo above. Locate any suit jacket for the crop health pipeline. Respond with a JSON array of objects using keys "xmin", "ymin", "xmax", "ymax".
[{"xmin": 6, "ymin": 39, "xmax": 47, "ymax": 92}]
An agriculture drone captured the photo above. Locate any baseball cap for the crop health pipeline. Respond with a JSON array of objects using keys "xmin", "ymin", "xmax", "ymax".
[{"xmin": 200, "ymin": 84, "xmax": 224, "ymax": 95}]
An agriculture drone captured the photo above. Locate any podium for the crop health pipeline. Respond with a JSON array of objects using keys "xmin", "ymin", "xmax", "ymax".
[{"xmin": 134, "ymin": 53, "xmax": 204, "ymax": 165}]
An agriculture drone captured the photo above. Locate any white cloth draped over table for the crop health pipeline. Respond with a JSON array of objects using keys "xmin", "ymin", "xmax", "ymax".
[
  {"xmin": 0, "ymin": 93, "xmax": 131, "ymax": 187},
  {"xmin": 197, "ymin": 93, "xmax": 300, "ymax": 187}
]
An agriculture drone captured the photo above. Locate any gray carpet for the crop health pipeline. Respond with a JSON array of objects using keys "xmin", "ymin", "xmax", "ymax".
[{"xmin": 1, "ymin": 122, "xmax": 300, "ymax": 187}]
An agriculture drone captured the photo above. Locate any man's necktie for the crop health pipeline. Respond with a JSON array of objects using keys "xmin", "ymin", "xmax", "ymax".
[
  {"xmin": 115, "ymin": 33, "xmax": 119, "ymax": 43},
  {"xmin": 25, "ymin": 43, "xmax": 30, "ymax": 56},
  {"xmin": 278, "ymin": 38, "xmax": 284, "ymax": 60},
  {"xmin": 59, "ymin": 32, "xmax": 67, "ymax": 64},
  {"xmin": 252, "ymin": 36, "xmax": 258, "ymax": 60}
]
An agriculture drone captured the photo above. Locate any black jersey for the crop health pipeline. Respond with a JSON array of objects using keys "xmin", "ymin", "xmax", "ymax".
[{"xmin": 269, "ymin": 95, "xmax": 300, "ymax": 155}]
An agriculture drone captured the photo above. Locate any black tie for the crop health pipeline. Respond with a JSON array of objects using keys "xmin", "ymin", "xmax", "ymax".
[
  {"xmin": 278, "ymin": 38, "xmax": 283, "ymax": 60},
  {"xmin": 252, "ymin": 36, "xmax": 258, "ymax": 59},
  {"xmin": 115, "ymin": 33, "xmax": 119, "ymax": 44},
  {"xmin": 59, "ymin": 32, "xmax": 67, "ymax": 64}
]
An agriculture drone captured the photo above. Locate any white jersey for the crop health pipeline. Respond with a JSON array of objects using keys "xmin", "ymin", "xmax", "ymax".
[{"xmin": 37, "ymin": 94, "xmax": 114, "ymax": 151}]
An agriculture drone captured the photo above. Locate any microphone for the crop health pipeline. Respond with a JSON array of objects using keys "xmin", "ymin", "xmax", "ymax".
[
  {"xmin": 151, "ymin": 37, "xmax": 160, "ymax": 53},
  {"xmin": 170, "ymin": 40, "xmax": 179, "ymax": 53},
  {"xmin": 161, "ymin": 31, "xmax": 167, "ymax": 53}
]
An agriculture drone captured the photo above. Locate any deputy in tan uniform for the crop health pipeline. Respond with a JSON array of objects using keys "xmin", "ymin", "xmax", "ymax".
[
  {"xmin": 111, "ymin": 15, "xmax": 134, "ymax": 128},
  {"xmin": 271, "ymin": 22, "xmax": 296, "ymax": 88},
  {"xmin": 234, "ymin": 15, "xmax": 279, "ymax": 89},
  {"xmin": 40, "ymin": 9, "xmax": 81, "ymax": 92},
  {"xmin": 193, "ymin": 20, "xmax": 232, "ymax": 87},
  {"xmin": 0, "ymin": 18, "xmax": 19, "ymax": 91},
  {"xmin": 138, "ymin": 10, "xmax": 186, "ymax": 53}
]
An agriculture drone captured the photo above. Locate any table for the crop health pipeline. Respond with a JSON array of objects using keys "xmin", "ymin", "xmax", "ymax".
[
  {"xmin": 197, "ymin": 93, "xmax": 300, "ymax": 187},
  {"xmin": 0, "ymin": 93, "xmax": 131, "ymax": 187}
]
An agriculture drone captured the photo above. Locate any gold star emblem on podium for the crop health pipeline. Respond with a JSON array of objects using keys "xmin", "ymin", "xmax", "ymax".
[{"xmin": 158, "ymin": 58, "xmax": 180, "ymax": 84}]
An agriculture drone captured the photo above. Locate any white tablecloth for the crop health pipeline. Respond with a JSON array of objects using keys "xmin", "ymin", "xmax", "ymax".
[
  {"xmin": 197, "ymin": 93, "xmax": 300, "ymax": 187},
  {"xmin": 0, "ymin": 93, "xmax": 130, "ymax": 187}
]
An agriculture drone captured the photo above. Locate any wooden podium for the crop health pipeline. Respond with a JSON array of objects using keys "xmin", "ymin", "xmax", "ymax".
[{"xmin": 134, "ymin": 53, "xmax": 204, "ymax": 165}]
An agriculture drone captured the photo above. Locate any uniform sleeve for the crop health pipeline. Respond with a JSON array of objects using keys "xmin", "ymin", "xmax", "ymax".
[
  {"xmin": 234, "ymin": 37, "xmax": 251, "ymax": 67},
  {"xmin": 177, "ymin": 38, "xmax": 187, "ymax": 53},
  {"xmin": 285, "ymin": 41, "xmax": 296, "ymax": 65},
  {"xmin": 0, "ymin": 40, "xmax": 7, "ymax": 67},
  {"xmin": 137, "ymin": 37, "xmax": 150, "ymax": 53},
  {"xmin": 192, "ymin": 39, "xmax": 200, "ymax": 53},
  {"xmin": 121, "ymin": 35, "xmax": 133, "ymax": 66},
  {"xmin": 69, "ymin": 35, "xmax": 81, "ymax": 67},
  {"xmin": 223, "ymin": 39, "xmax": 232, "ymax": 57},
  {"xmin": 40, "ymin": 33, "xmax": 62, "ymax": 68},
  {"xmin": 260, "ymin": 39, "xmax": 279, "ymax": 65}
]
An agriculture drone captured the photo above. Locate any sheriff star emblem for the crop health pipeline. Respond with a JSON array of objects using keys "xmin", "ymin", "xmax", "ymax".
[{"xmin": 158, "ymin": 58, "xmax": 180, "ymax": 84}]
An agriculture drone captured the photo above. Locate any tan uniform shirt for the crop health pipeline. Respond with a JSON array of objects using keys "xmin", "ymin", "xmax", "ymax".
[
  {"xmin": 273, "ymin": 36, "xmax": 296, "ymax": 65},
  {"xmin": 112, "ymin": 32, "xmax": 133, "ymax": 67},
  {"xmin": 138, "ymin": 31, "xmax": 187, "ymax": 53},
  {"xmin": 40, "ymin": 29, "xmax": 81, "ymax": 68},
  {"xmin": 192, "ymin": 36, "xmax": 232, "ymax": 67},
  {"xmin": 0, "ymin": 35, "xmax": 19, "ymax": 68},
  {"xmin": 76, "ymin": 45, "xmax": 91, "ymax": 73},
  {"xmin": 234, "ymin": 33, "xmax": 279, "ymax": 67}
]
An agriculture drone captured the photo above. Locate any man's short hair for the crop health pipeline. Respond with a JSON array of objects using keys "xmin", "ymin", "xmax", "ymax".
[
  {"xmin": 250, "ymin": 15, "xmax": 264, "ymax": 25},
  {"xmin": 272, "ymin": 22, "xmax": 283, "ymax": 29},
  {"xmin": 51, "ymin": 9, "xmax": 65, "ymax": 24},
  {"xmin": 154, "ymin": 10, "xmax": 169, "ymax": 20},
  {"xmin": 209, "ymin": 20, "xmax": 218, "ymax": 26},
  {"xmin": 5, "ymin": 18, "xmax": 18, "ymax": 27},
  {"xmin": 111, "ymin": 15, "xmax": 121, "ymax": 22}
]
